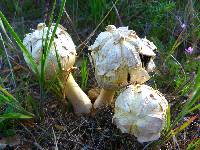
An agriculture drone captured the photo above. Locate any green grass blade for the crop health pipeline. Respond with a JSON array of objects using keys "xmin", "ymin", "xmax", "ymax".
[
  {"xmin": 173, "ymin": 116, "xmax": 197, "ymax": 136},
  {"xmin": 40, "ymin": 0, "xmax": 66, "ymax": 99},
  {"xmin": 0, "ymin": 85, "xmax": 15, "ymax": 100},
  {"xmin": 0, "ymin": 86, "xmax": 34, "ymax": 117},
  {"xmin": 166, "ymin": 104, "xmax": 171, "ymax": 131},
  {"xmin": 43, "ymin": 0, "xmax": 56, "ymax": 52},
  {"xmin": 0, "ymin": 11, "xmax": 38, "ymax": 75},
  {"xmin": 194, "ymin": 67, "xmax": 200, "ymax": 89},
  {"xmin": 40, "ymin": 0, "xmax": 57, "ymax": 84},
  {"xmin": 47, "ymin": 0, "xmax": 67, "ymax": 55},
  {"xmin": 54, "ymin": 43, "xmax": 62, "ymax": 71},
  {"xmin": 186, "ymin": 138, "xmax": 200, "ymax": 150},
  {"xmin": 164, "ymin": 116, "xmax": 197, "ymax": 142},
  {"xmin": 0, "ymin": 113, "xmax": 33, "ymax": 119},
  {"xmin": 171, "ymin": 70, "xmax": 200, "ymax": 128},
  {"xmin": 0, "ymin": 93, "xmax": 13, "ymax": 103},
  {"xmin": 0, "ymin": 94, "xmax": 34, "ymax": 117},
  {"xmin": 81, "ymin": 57, "xmax": 88, "ymax": 89},
  {"xmin": 188, "ymin": 104, "xmax": 200, "ymax": 114}
]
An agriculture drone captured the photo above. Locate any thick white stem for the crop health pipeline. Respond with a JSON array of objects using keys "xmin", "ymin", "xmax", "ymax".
[
  {"xmin": 65, "ymin": 73, "xmax": 92, "ymax": 115},
  {"xmin": 93, "ymin": 89, "xmax": 115, "ymax": 109}
]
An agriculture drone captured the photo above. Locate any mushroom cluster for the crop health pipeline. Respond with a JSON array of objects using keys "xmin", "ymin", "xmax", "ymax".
[
  {"xmin": 89, "ymin": 25, "xmax": 156, "ymax": 108},
  {"xmin": 23, "ymin": 23, "xmax": 168, "ymax": 143},
  {"xmin": 23, "ymin": 23, "xmax": 92, "ymax": 115},
  {"xmin": 89, "ymin": 25, "xmax": 168, "ymax": 142}
]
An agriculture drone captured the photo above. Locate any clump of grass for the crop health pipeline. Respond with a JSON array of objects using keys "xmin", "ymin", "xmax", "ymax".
[
  {"xmin": 0, "ymin": 85, "xmax": 34, "ymax": 118},
  {"xmin": 39, "ymin": 0, "xmax": 66, "ymax": 99},
  {"xmin": 81, "ymin": 56, "xmax": 88, "ymax": 90},
  {"xmin": 0, "ymin": 85, "xmax": 33, "ymax": 137},
  {"xmin": 147, "ymin": 67, "xmax": 200, "ymax": 148},
  {"xmin": 89, "ymin": 0, "xmax": 107, "ymax": 23}
]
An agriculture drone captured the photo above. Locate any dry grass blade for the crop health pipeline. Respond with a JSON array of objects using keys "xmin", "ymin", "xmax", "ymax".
[
  {"xmin": 0, "ymin": 33, "xmax": 16, "ymax": 87},
  {"xmin": 112, "ymin": 1, "xmax": 123, "ymax": 26},
  {"xmin": 64, "ymin": 9, "xmax": 82, "ymax": 43},
  {"xmin": 76, "ymin": 0, "xmax": 119, "ymax": 56}
]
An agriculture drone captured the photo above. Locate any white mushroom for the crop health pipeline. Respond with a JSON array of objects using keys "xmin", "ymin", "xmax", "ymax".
[
  {"xmin": 89, "ymin": 25, "xmax": 156, "ymax": 109},
  {"xmin": 113, "ymin": 84, "xmax": 168, "ymax": 143},
  {"xmin": 137, "ymin": 37, "xmax": 157, "ymax": 73},
  {"xmin": 23, "ymin": 23, "xmax": 92, "ymax": 115}
]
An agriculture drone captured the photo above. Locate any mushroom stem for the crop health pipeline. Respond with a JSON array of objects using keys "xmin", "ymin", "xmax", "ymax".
[
  {"xmin": 65, "ymin": 73, "xmax": 92, "ymax": 115},
  {"xmin": 93, "ymin": 89, "xmax": 115, "ymax": 109}
]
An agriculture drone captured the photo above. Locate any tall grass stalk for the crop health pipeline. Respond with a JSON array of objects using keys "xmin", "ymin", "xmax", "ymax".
[
  {"xmin": 40, "ymin": 0, "xmax": 56, "ymax": 100},
  {"xmin": 40, "ymin": 0, "xmax": 66, "ymax": 100},
  {"xmin": 0, "ymin": 12, "xmax": 38, "ymax": 75}
]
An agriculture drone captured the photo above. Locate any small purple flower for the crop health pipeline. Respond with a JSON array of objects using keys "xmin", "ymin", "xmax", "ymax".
[{"xmin": 185, "ymin": 47, "xmax": 193, "ymax": 54}]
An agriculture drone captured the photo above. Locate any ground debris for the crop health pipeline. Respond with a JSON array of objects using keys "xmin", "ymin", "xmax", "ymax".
[{"xmin": 16, "ymin": 101, "xmax": 144, "ymax": 149}]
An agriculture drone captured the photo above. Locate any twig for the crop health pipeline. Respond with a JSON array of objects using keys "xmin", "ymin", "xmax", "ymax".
[
  {"xmin": 0, "ymin": 33, "xmax": 16, "ymax": 88},
  {"xmin": 0, "ymin": 55, "xmax": 2, "ymax": 69},
  {"xmin": 20, "ymin": 123, "xmax": 44, "ymax": 150},
  {"xmin": 170, "ymin": 54, "xmax": 187, "ymax": 83},
  {"xmin": 52, "ymin": 127, "xmax": 59, "ymax": 150},
  {"xmin": 76, "ymin": 0, "xmax": 119, "ymax": 56},
  {"xmin": 64, "ymin": 9, "xmax": 82, "ymax": 43},
  {"xmin": 0, "ymin": 19, "xmax": 17, "ymax": 49},
  {"xmin": 112, "ymin": 1, "xmax": 123, "ymax": 26},
  {"xmin": 20, "ymin": 123, "xmax": 36, "ymax": 142},
  {"xmin": 69, "ymin": 119, "xmax": 87, "ymax": 134}
]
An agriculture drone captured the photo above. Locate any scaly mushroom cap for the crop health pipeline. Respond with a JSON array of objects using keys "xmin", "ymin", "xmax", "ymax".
[
  {"xmin": 89, "ymin": 25, "xmax": 156, "ymax": 89},
  {"xmin": 113, "ymin": 84, "xmax": 168, "ymax": 143},
  {"xmin": 138, "ymin": 38, "xmax": 156, "ymax": 72},
  {"xmin": 23, "ymin": 23, "xmax": 76, "ymax": 79}
]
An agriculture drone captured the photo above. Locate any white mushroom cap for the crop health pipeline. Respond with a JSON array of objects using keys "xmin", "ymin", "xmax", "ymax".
[
  {"xmin": 138, "ymin": 37, "xmax": 156, "ymax": 57},
  {"xmin": 89, "ymin": 25, "xmax": 116, "ymax": 51},
  {"xmin": 89, "ymin": 25, "xmax": 157, "ymax": 89},
  {"xmin": 113, "ymin": 84, "xmax": 168, "ymax": 143},
  {"xmin": 23, "ymin": 23, "xmax": 76, "ymax": 79}
]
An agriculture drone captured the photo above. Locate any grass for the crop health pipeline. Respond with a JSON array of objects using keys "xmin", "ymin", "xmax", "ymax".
[
  {"xmin": 80, "ymin": 56, "xmax": 88, "ymax": 90},
  {"xmin": 39, "ymin": 0, "xmax": 66, "ymax": 100},
  {"xmin": 0, "ymin": 85, "xmax": 33, "ymax": 137},
  {"xmin": 0, "ymin": 33, "xmax": 16, "ymax": 87},
  {"xmin": 0, "ymin": 0, "xmax": 199, "ymax": 149},
  {"xmin": 88, "ymin": 0, "xmax": 107, "ymax": 23}
]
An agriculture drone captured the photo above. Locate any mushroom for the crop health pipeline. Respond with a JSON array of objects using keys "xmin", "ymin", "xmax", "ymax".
[
  {"xmin": 113, "ymin": 84, "xmax": 168, "ymax": 143},
  {"xmin": 137, "ymin": 38, "xmax": 156, "ymax": 73},
  {"xmin": 23, "ymin": 23, "xmax": 92, "ymax": 115},
  {"xmin": 89, "ymin": 25, "xmax": 156, "ymax": 109}
]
